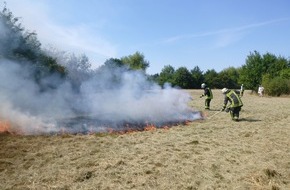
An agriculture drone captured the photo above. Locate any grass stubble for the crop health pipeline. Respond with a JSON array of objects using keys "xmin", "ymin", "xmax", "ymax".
[{"xmin": 0, "ymin": 90, "xmax": 289, "ymax": 190}]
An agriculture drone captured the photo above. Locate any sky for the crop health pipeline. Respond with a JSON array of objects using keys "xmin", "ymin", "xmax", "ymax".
[{"xmin": 3, "ymin": 0, "xmax": 290, "ymax": 74}]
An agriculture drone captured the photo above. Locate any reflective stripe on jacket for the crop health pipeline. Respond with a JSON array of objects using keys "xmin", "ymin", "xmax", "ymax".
[
  {"xmin": 204, "ymin": 87, "xmax": 213, "ymax": 99},
  {"xmin": 224, "ymin": 90, "xmax": 243, "ymax": 108}
]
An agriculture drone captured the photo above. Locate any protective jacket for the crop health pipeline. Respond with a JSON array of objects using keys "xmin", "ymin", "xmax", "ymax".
[
  {"xmin": 202, "ymin": 87, "xmax": 213, "ymax": 99},
  {"xmin": 223, "ymin": 90, "xmax": 243, "ymax": 108}
]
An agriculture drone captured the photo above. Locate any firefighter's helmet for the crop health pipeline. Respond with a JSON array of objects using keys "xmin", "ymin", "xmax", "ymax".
[
  {"xmin": 201, "ymin": 83, "xmax": 206, "ymax": 88},
  {"xmin": 221, "ymin": 88, "xmax": 229, "ymax": 94}
]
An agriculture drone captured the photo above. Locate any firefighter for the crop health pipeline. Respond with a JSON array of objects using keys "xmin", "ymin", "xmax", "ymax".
[
  {"xmin": 221, "ymin": 88, "xmax": 243, "ymax": 121},
  {"xmin": 240, "ymin": 84, "xmax": 244, "ymax": 97},
  {"xmin": 200, "ymin": 83, "xmax": 213, "ymax": 110},
  {"xmin": 258, "ymin": 85, "xmax": 264, "ymax": 97}
]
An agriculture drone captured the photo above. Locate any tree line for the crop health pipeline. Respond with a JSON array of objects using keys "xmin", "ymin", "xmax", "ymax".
[
  {"xmin": 1, "ymin": 4, "xmax": 290, "ymax": 96},
  {"xmin": 151, "ymin": 51, "xmax": 290, "ymax": 96}
]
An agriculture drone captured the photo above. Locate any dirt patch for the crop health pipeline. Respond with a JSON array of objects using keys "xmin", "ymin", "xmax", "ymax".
[{"xmin": 0, "ymin": 90, "xmax": 289, "ymax": 190}]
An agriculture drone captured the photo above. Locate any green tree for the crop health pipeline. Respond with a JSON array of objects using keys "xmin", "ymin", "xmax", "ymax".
[
  {"xmin": 121, "ymin": 51, "xmax": 149, "ymax": 71},
  {"xmin": 279, "ymin": 68, "xmax": 290, "ymax": 79},
  {"xmin": 103, "ymin": 58, "xmax": 124, "ymax": 68},
  {"xmin": 190, "ymin": 66, "xmax": 204, "ymax": 89},
  {"xmin": 147, "ymin": 73, "xmax": 159, "ymax": 83},
  {"xmin": 267, "ymin": 56, "xmax": 289, "ymax": 78},
  {"xmin": 217, "ymin": 67, "xmax": 239, "ymax": 89},
  {"xmin": 203, "ymin": 69, "xmax": 218, "ymax": 88},
  {"xmin": 173, "ymin": 67, "xmax": 193, "ymax": 89},
  {"xmin": 0, "ymin": 4, "xmax": 66, "ymax": 91},
  {"xmin": 94, "ymin": 58, "xmax": 129, "ymax": 90},
  {"xmin": 240, "ymin": 51, "xmax": 290, "ymax": 94},
  {"xmin": 35, "ymin": 54, "xmax": 66, "ymax": 91},
  {"xmin": 0, "ymin": 4, "xmax": 41, "ymax": 61},
  {"xmin": 158, "ymin": 65, "xmax": 175, "ymax": 87},
  {"xmin": 262, "ymin": 75, "xmax": 290, "ymax": 96},
  {"xmin": 239, "ymin": 51, "xmax": 264, "ymax": 91}
]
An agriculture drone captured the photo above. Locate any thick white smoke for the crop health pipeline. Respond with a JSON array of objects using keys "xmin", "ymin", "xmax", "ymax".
[
  {"xmin": 0, "ymin": 57, "xmax": 201, "ymax": 135},
  {"xmin": 0, "ymin": 59, "xmax": 75, "ymax": 134},
  {"xmin": 0, "ymin": 15, "xmax": 201, "ymax": 135},
  {"xmin": 79, "ymin": 69, "xmax": 196, "ymax": 123}
]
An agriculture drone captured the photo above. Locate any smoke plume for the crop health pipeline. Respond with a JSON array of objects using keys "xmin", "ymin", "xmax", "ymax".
[
  {"xmin": 0, "ymin": 57, "xmax": 202, "ymax": 135},
  {"xmin": 0, "ymin": 16, "xmax": 201, "ymax": 134}
]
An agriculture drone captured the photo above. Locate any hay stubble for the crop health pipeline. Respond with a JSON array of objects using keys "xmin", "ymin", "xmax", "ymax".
[{"xmin": 0, "ymin": 90, "xmax": 289, "ymax": 190}]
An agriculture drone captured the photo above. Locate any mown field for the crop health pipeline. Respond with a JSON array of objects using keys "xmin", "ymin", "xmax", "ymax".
[{"xmin": 0, "ymin": 89, "xmax": 289, "ymax": 190}]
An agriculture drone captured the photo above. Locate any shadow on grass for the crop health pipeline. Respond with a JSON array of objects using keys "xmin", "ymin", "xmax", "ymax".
[{"xmin": 239, "ymin": 118, "xmax": 261, "ymax": 122}]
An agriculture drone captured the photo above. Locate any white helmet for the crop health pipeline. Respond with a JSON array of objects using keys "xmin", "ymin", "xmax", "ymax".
[
  {"xmin": 201, "ymin": 83, "xmax": 206, "ymax": 88},
  {"xmin": 221, "ymin": 88, "xmax": 228, "ymax": 94}
]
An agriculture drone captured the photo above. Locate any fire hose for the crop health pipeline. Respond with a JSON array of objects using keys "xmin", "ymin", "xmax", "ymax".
[{"xmin": 207, "ymin": 110, "xmax": 223, "ymax": 119}]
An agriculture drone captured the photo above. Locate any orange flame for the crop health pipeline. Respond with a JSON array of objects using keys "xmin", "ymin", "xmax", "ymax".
[
  {"xmin": 163, "ymin": 126, "xmax": 169, "ymax": 130},
  {"xmin": 144, "ymin": 124, "xmax": 157, "ymax": 131},
  {"xmin": 0, "ymin": 119, "xmax": 24, "ymax": 135},
  {"xmin": 0, "ymin": 120, "xmax": 11, "ymax": 133}
]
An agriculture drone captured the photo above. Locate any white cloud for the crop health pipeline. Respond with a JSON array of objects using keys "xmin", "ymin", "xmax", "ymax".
[
  {"xmin": 162, "ymin": 17, "xmax": 290, "ymax": 47},
  {"xmin": 214, "ymin": 31, "xmax": 244, "ymax": 48}
]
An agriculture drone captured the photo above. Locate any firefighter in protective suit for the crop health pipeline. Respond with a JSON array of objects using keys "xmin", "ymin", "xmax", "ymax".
[
  {"xmin": 221, "ymin": 88, "xmax": 243, "ymax": 121},
  {"xmin": 200, "ymin": 83, "xmax": 213, "ymax": 110}
]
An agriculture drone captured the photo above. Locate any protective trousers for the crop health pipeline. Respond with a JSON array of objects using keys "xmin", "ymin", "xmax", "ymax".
[
  {"xmin": 205, "ymin": 99, "xmax": 211, "ymax": 109},
  {"xmin": 229, "ymin": 106, "xmax": 241, "ymax": 121}
]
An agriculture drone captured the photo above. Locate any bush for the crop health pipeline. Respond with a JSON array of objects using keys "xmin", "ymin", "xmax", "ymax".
[{"xmin": 264, "ymin": 77, "xmax": 290, "ymax": 96}]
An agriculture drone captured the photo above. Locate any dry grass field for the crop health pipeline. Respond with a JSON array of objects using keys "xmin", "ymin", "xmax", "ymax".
[{"xmin": 0, "ymin": 89, "xmax": 289, "ymax": 190}]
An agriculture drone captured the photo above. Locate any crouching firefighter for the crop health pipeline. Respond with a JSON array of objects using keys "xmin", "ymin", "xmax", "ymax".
[{"xmin": 221, "ymin": 88, "xmax": 243, "ymax": 121}]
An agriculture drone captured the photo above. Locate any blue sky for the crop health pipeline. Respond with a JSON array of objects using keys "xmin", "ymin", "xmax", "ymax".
[{"xmin": 4, "ymin": 0, "xmax": 290, "ymax": 74}]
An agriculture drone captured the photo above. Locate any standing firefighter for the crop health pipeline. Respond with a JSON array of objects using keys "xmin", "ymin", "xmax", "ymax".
[
  {"xmin": 200, "ymin": 83, "xmax": 213, "ymax": 110},
  {"xmin": 240, "ymin": 84, "xmax": 245, "ymax": 97},
  {"xmin": 221, "ymin": 88, "xmax": 243, "ymax": 121},
  {"xmin": 258, "ymin": 85, "xmax": 264, "ymax": 97}
]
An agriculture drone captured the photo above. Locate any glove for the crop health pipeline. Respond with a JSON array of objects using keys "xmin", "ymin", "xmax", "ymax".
[
  {"xmin": 225, "ymin": 108, "xmax": 230, "ymax": 112},
  {"xmin": 221, "ymin": 106, "xmax": 225, "ymax": 111},
  {"xmin": 200, "ymin": 95, "xmax": 204, "ymax": 98}
]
